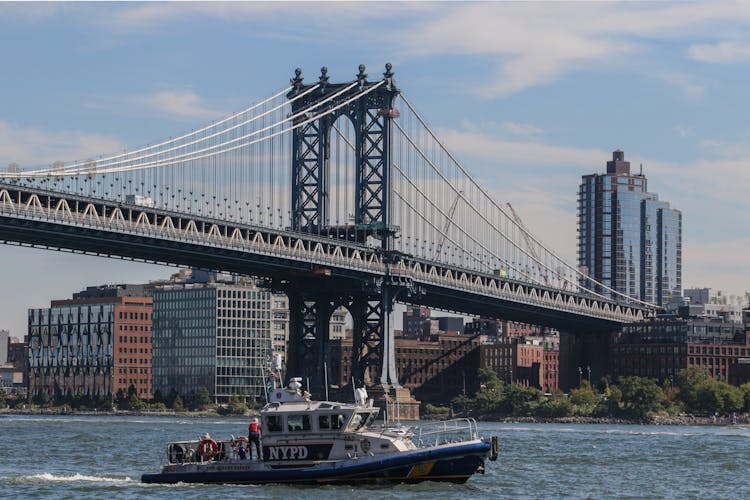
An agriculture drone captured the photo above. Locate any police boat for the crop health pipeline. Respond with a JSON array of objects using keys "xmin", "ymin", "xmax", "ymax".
[{"xmin": 141, "ymin": 377, "xmax": 498, "ymax": 485}]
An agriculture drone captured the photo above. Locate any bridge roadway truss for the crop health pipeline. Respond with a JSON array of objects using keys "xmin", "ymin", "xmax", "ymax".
[{"xmin": 0, "ymin": 182, "xmax": 648, "ymax": 391}]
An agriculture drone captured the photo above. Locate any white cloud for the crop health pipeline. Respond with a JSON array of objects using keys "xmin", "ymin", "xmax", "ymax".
[
  {"xmin": 137, "ymin": 90, "xmax": 225, "ymax": 121},
  {"xmin": 655, "ymin": 72, "xmax": 705, "ymax": 99},
  {"xmin": 438, "ymin": 126, "xmax": 607, "ymax": 168},
  {"xmin": 0, "ymin": 121, "xmax": 123, "ymax": 168},
  {"xmin": 688, "ymin": 41, "xmax": 750, "ymax": 63},
  {"xmin": 400, "ymin": 2, "xmax": 750, "ymax": 96}
]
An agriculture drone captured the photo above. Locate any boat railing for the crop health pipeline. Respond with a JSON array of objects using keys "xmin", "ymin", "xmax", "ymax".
[
  {"xmin": 414, "ymin": 418, "xmax": 479, "ymax": 448},
  {"xmin": 166, "ymin": 439, "xmax": 259, "ymax": 464}
]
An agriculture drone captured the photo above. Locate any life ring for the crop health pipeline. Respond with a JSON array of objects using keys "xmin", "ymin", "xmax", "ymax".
[
  {"xmin": 168, "ymin": 443, "xmax": 186, "ymax": 463},
  {"xmin": 197, "ymin": 439, "xmax": 219, "ymax": 461}
]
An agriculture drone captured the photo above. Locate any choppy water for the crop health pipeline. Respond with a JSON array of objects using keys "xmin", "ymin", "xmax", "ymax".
[{"xmin": 0, "ymin": 415, "xmax": 748, "ymax": 498}]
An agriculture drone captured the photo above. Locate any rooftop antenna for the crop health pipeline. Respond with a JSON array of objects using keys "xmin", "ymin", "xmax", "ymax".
[{"xmin": 639, "ymin": 163, "xmax": 643, "ymax": 176}]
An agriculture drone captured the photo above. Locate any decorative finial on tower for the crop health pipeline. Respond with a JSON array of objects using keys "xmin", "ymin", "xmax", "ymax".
[
  {"xmin": 319, "ymin": 66, "xmax": 329, "ymax": 85},
  {"xmin": 383, "ymin": 62, "xmax": 396, "ymax": 91},
  {"xmin": 357, "ymin": 64, "xmax": 367, "ymax": 84},
  {"xmin": 291, "ymin": 68, "xmax": 303, "ymax": 90}
]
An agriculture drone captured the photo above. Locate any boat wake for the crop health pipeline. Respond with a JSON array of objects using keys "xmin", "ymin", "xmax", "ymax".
[{"xmin": 3, "ymin": 472, "xmax": 135, "ymax": 484}]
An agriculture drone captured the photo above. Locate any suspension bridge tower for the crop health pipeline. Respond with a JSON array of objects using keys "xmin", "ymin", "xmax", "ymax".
[{"xmin": 279, "ymin": 64, "xmax": 419, "ymax": 413}]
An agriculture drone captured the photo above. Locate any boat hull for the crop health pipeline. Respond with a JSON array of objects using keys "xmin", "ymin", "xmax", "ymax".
[{"xmin": 141, "ymin": 439, "xmax": 490, "ymax": 485}]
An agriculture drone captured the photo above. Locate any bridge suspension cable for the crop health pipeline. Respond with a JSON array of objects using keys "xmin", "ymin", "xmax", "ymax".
[{"xmin": 396, "ymin": 93, "xmax": 656, "ymax": 307}]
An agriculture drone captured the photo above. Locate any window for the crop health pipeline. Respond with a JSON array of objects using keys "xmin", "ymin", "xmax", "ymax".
[
  {"xmin": 347, "ymin": 412, "xmax": 375, "ymax": 432},
  {"xmin": 265, "ymin": 416, "xmax": 282, "ymax": 433},
  {"xmin": 287, "ymin": 414, "xmax": 311, "ymax": 432}
]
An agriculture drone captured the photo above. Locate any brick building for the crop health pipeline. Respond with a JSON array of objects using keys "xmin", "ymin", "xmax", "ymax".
[
  {"xmin": 612, "ymin": 315, "xmax": 750, "ymax": 385},
  {"xmin": 330, "ymin": 333, "xmax": 481, "ymax": 403},
  {"xmin": 28, "ymin": 293, "xmax": 153, "ymax": 400},
  {"xmin": 479, "ymin": 335, "xmax": 559, "ymax": 393}
]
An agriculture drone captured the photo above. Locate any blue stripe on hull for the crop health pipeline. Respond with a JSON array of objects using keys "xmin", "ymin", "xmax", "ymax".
[{"xmin": 141, "ymin": 441, "xmax": 489, "ymax": 485}]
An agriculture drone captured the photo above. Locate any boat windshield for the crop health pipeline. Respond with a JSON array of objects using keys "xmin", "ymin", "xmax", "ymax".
[{"xmin": 348, "ymin": 411, "xmax": 376, "ymax": 432}]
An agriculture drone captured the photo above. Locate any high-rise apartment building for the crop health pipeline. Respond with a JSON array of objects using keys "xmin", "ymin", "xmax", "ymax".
[
  {"xmin": 578, "ymin": 150, "xmax": 681, "ymax": 305},
  {"xmin": 152, "ymin": 281, "xmax": 273, "ymax": 403}
]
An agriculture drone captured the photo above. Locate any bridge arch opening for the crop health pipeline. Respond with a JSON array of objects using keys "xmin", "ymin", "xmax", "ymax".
[{"xmin": 326, "ymin": 115, "xmax": 357, "ymax": 229}]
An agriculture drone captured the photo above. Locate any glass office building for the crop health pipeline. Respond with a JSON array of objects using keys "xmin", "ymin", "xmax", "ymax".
[
  {"xmin": 152, "ymin": 282, "xmax": 273, "ymax": 403},
  {"xmin": 578, "ymin": 150, "xmax": 681, "ymax": 306}
]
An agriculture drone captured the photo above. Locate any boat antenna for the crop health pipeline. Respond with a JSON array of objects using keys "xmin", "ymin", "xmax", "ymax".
[
  {"xmin": 351, "ymin": 377, "xmax": 356, "ymax": 403},
  {"xmin": 324, "ymin": 361, "xmax": 329, "ymax": 401},
  {"xmin": 306, "ymin": 377, "xmax": 310, "ymax": 396}
]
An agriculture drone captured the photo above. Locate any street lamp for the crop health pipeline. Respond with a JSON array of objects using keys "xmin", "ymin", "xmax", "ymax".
[
  {"xmin": 577, "ymin": 366, "xmax": 582, "ymax": 386},
  {"xmin": 586, "ymin": 365, "xmax": 591, "ymax": 384}
]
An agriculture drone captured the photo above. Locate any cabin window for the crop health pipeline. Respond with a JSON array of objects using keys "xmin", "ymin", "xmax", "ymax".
[
  {"xmin": 319, "ymin": 414, "xmax": 346, "ymax": 430},
  {"xmin": 266, "ymin": 415, "xmax": 282, "ymax": 433},
  {"xmin": 348, "ymin": 412, "xmax": 375, "ymax": 432},
  {"xmin": 287, "ymin": 414, "xmax": 311, "ymax": 432}
]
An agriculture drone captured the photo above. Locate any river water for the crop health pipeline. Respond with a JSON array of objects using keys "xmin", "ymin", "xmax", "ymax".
[{"xmin": 0, "ymin": 415, "xmax": 747, "ymax": 498}]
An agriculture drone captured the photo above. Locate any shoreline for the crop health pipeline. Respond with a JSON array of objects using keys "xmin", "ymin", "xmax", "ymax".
[{"xmin": 3, "ymin": 407, "xmax": 748, "ymax": 426}]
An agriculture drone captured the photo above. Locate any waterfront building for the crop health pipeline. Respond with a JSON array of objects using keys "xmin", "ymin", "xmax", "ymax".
[
  {"xmin": 612, "ymin": 314, "xmax": 749, "ymax": 385},
  {"xmin": 330, "ymin": 333, "xmax": 481, "ymax": 403},
  {"xmin": 270, "ymin": 294, "xmax": 289, "ymax": 367},
  {"xmin": 479, "ymin": 334, "xmax": 559, "ymax": 393},
  {"xmin": 27, "ymin": 293, "xmax": 153, "ymax": 400},
  {"xmin": 268, "ymin": 295, "xmax": 345, "ymax": 370},
  {"xmin": 0, "ymin": 336, "xmax": 28, "ymax": 394},
  {"xmin": 402, "ymin": 306, "xmax": 431, "ymax": 338},
  {"xmin": 465, "ymin": 318, "xmax": 542, "ymax": 338},
  {"xmin": 465, "ymin": 318, "xmax": 502, "ymax": 337},
  {"xmin": 578, "ymin": 150, "xmax": 682, "ymax": 305},
  {"xmin": 151, "ymin": 280, "xmax": 273, "ymax": 404}
]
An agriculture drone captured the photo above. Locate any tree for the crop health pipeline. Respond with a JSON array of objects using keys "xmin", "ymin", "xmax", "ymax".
[
  {"xmin": 535, "ymin": 396, "xmax": 573, "ymax": 418},
  {"xmin": 451, "ymin": 394, "xmax": 472, "ymax": 416},
  {"xmin": 115, "ymin": 388, "xmax": 127, "ymax": 409},
  {"xmin": 594, "ymin": 384, "xmax": 622, "ymax": 416},
  {"xmin": 500, "ymin": 383, "xmax": 542, "ymax": 416},
  {"xmin": 569, "ymin": 380, "xmax": 598, "ymax": 414},
  {"xmin": 676, "ymin": 367, "xmax": 713, "ymax": 412},
  {"xmin": 694, "ymin": 380, "xmax": 744, "ymax": 414},
  {"xmin": 740, "ymin": 383, "xmax": 750, "ymax": 412},
  {"xmin": 473, "ymin": 368, "xmax": 504, "ymax": 413},
  {"xmin": 172, "ymin": 394, "xmax": 184, "ymax": 412},
  {"xmin": 35, "ymin": 391, "xmax": 51, "ymax": 407},
  {"xmin": 617, "ymin": 376, "xmax": 665, "ymax": 418},
  {"xmin": 193, "ymin": 387, "xmax": 212, "ymax": 410},
  {"xmin": 0, "ymin": 389, "xmax": 5, "ymax": 408},
  {"xmin": 128, "ymin": 391, "xmax": 145, "ymax": 411},
  {"xmin": 227, "ymin": 394, "xmax": 247, "ymax": 415}
]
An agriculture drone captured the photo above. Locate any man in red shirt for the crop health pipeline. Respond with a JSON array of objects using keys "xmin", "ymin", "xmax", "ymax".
[{"xmin": 248, "ymin": 417, "xmax": 262, "ymax": 460}]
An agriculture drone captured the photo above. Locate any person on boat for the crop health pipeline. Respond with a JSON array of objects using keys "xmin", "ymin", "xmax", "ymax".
[
  {"xmin": 197, "ymin": 432, "xmax": 219, "ymax": 462},
  {"xmin": 247, "ymin": 417, "xmax": 262, "ymax": 460}
]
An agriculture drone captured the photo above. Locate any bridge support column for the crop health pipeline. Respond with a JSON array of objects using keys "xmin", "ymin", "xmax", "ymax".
[
  {"xmin": 559, "ymin": 329, "xmax": 617, "ymax": 391},
  {"xmin": 379, "ymin": 285, "xmax": 399, "ymax": 388},
  {"xmin": 286, "ymin": 293, "xmax": 332, "ymax": 395}
]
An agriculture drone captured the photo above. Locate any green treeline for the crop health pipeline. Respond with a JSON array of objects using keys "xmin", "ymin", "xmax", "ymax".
[
  {"xmin": 427, "ymin": 367, "xmax": 750, "ymax": 419},
  {"xmin": 0, "ymin": 385, "xmax": 258, "ymax": 416}
]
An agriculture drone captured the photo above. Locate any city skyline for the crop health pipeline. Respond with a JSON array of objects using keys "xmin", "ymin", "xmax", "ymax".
[{"xmin": 1, "ymin": 2, "xmax": 749, "ymax": 336}]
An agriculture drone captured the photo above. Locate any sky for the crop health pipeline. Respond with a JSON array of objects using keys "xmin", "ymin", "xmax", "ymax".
[{"xmin": 1, "ymin": 1, "xmax": 749, "ymax": 337}]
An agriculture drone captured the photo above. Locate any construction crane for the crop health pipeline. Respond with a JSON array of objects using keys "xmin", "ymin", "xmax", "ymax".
[
  {"xmin": 506, "ymin": 202, "xmax": 550, "ymax": 286},
  {"xmin": 435, "ymin": 191, "xmax": 462, "ymax": 259}
]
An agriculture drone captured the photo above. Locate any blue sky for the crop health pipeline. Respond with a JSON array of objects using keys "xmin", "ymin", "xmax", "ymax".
[{"xmin": 1, "ymin": 1, "xmax": 749, "ymax": 337}]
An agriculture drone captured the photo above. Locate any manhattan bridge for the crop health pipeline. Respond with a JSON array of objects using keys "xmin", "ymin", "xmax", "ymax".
[{"xmin": 0, "ymin": 64, "xmax": 655, "ymax": 391}]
